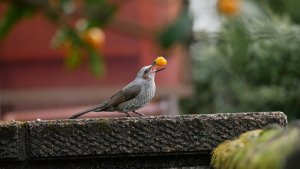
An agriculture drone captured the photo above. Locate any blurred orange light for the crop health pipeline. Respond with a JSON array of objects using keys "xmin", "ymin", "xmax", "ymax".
[{"xmin": 218, "ymin": 0, "xmax": 241, "ymax": 16}]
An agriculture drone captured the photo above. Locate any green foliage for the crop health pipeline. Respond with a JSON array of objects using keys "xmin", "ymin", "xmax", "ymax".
[
  {"xmin": 0, "ymin": 0, "xmax": 116, "ymax": 76},
  {"xmin": 65, "ymin": 47, "xmax": 81, "ymax": 69},
  {"xmin": 89, "ymin": 50, "xmax": 105, "ymax": 76},
  {"xmin": 181, "ymin": 14, "xmax": 300, "ymax": 119},
  {"xmin": 0, "ymin": 1, "xmax": 36, "ymax": 38},
  {"xmin": 159, "ymin": 9, "xmax": 192, "ymax": 49},
  {"xmin": 211, "ymin": 129, "xmax": 263, "ymax": 169},
  {"xmin": 211, "ymin": 125, "xmax": 300, "ymax": 169},
  {"xmin": 1, "ymin": 0, "xmax": 187, "ymax": 76},
  {"xmin": 84, "ymin": 0, "xmax": 117, "ymax": 27},
  {"xmin": 262, "ymin": 0, "xmax": 300, "ymax": 24}
]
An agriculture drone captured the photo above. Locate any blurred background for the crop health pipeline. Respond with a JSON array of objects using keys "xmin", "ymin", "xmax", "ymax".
[
  {"xmin": 1, "ymin": 0, "xmax": 300, "ymax": 121},
  {"xmin": 0, "ymin": 0, "xmax": 192, "ymax": 120}
]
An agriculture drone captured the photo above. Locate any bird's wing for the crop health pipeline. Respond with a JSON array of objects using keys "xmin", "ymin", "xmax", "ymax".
[
  {"xmin": 107, "ymin": 83, "xmax": 142, "ymax": 107},
  {"xmin": 68, "ymin": 84, "xmax": 142, "ymax": 118}
]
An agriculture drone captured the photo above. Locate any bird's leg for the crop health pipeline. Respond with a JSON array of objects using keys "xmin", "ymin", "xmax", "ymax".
[
  {"xmin": 132, "ymin": 111, "xmax": 145, "ymax": 116},
  {"xmin": 123, "ymin": 112, "xmax": 132, "ymax": 117}
]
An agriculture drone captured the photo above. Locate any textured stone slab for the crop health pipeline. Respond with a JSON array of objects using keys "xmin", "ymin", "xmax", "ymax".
[
  {"xmin": 0, "ymin": 112, "xmax": 287, "ymax": 168},
  {"xmin": 27, "ymin": 112, "xmax": 287, "ymax": 159},
  {"xmin": 0, "ymin": 121, "xmax": 25, "ymax": 160}
]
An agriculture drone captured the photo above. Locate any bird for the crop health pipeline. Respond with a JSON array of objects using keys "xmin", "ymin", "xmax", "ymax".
[{"xmin": 68, "ymin": 63, "xmax": 165, "ymax": 119}]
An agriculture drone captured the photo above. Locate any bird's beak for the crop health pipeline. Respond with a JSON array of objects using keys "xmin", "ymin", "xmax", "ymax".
[
  {"xmin": 154, "ymin": 67, "xmax": 166, "ymax": 73},
  {"xmin": 150, "ymin": 63, "xmax": 166, "ymax": 73}
]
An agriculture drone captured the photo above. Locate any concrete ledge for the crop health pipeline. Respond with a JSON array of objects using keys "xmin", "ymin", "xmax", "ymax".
[
  {"xmin": 0, "ymin": 121, "xmax": 25, "ymax": 160},
  {"xmin": 0, "ymin": 112, "xmax": 287, "ymax": 168}
]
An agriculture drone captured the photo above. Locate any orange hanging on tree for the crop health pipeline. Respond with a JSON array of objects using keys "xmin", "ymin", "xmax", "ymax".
[
  {"xmin": 82, "ymin": 27, "xmax": 105, "ymax": 49},
  {"xmin": 217, "ymin": 0, "xmax": 241, "ymax": 16}
]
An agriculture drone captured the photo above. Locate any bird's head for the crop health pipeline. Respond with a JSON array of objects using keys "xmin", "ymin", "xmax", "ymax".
[{"xmin": 135, "ymin": 64, "xmax": 165, "ymax": 81}]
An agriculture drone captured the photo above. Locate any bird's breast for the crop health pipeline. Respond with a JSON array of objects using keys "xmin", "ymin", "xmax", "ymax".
[
  {"xmin": 136, "ymin": 81, "xmax": 156, "ymax": 104},
  {"xmin": 118, "ymin": 81, "xmax": 155, "ymax": 112}
]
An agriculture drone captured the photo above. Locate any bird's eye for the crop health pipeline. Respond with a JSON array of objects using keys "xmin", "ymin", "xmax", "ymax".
[{"xmin": 144, "ymin": 68, "xmax": 150, "ymax": 74}]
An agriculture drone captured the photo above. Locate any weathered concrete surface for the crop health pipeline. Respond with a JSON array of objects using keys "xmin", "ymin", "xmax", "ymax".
[
  {"xmin": 0, "ymin": 112, "xmax": 287, "ymax": 168},
  {"xmin": 0, "ymin": 121, "xmax": 25, "ymax": 160},
  {"xmin": 27, "ymin": 112, "xmax": 287, "ymax": 158}
]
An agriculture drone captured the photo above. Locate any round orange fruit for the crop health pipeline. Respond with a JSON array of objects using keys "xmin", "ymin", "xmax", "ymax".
[
  {"xmin": 82, "ymin": 27, "xmax": 105, "ymax": 49},
  {"xmin": 154, "ymin": 56, "xmax": 167, "ymax": 66}
]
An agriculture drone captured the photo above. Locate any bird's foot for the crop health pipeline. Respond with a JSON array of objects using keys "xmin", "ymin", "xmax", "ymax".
[
  {"xmin": 132, "ymin": 111, "xmax": 145, "ymax": 116},
  {"xmin": 124, "ymin": 112, "xmax": 132, "ymax": 117}
]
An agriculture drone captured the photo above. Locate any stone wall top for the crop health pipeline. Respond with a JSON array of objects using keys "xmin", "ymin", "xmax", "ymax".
[{"xmin": 0, "ymin": 112, "xmax": 287, "ymax": 168}]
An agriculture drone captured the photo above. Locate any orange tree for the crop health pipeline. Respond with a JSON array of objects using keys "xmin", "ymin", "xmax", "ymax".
[
  {"xmin": 0, "ymin": 0, "xmax": 192, "ymax": 75},
  {"xmin": 0, "ymin": 0, "xmax": 117, "ymax": 75}
]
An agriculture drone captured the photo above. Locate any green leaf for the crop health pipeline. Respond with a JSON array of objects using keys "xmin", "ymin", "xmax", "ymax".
[
  {"xmin": 51, "ymin": 28, "xmax": 68, "ymax": 48},
  {"xmin": 64, "ymin": 48, "xmax": 81, "ymax": 69},
  {"xmin": 61, "ymin": 0, "xmax": 75, "ymax": 14},
  {"xmin": 285, "ymin": 0, "xmax": 300, "ymax": 24},
  {"xmin": 0, "ymin": 2, "xmax": 36, "ymax": 39},
  {"xmin": 89, "ymin": 50, "xmax": 105, "ymax": 76},
  {"xmin": 84, "ymin": 0, "xmax": 117, "ymax": 27},
  {"xmin": 159, "ymin": 9, "xmax": 192, "ymax": 49}
]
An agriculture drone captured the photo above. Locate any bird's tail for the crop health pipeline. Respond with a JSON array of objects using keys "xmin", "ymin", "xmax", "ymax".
[{"xmin": 68, "ymin": 104, "xmax": 104, "ymax": 119}]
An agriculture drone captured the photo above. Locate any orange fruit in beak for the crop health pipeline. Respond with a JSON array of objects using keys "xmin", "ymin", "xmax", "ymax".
[{"xmin": 154, "ymin": 56, "xmax": 167, "ymax": 67}]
